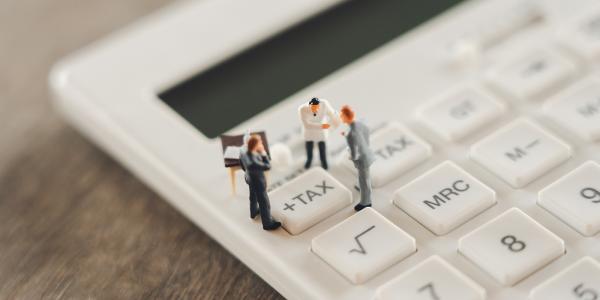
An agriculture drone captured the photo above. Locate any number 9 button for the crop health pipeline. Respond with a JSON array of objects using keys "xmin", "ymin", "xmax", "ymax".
[
  {"xmin": 530, "ymin": 257, "xmax": 600, "ymax": 300},
  {"xmin": 458, "ymin": 208, "xmax": 565, "ymax": 286},
  {"xmin": 538, "ymin": 161, "xmax": 600, "ymax": 236}
]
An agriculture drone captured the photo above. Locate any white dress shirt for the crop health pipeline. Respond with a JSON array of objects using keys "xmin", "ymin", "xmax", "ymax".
[{"xmin": 298, "ymin": 99, "xmax": 340, "ymax": 142}]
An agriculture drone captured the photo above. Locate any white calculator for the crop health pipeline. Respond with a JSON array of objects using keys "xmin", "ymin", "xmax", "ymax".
[{"xmin": 50, "ymin": 0, "xmax": 600, "ymax": 299}]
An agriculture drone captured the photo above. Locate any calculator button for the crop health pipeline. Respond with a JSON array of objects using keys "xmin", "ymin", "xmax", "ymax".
[
  {"xmin": 269, "ymin": 168, "xmax": 352, "ymax": 235},
  {"xmin": 538, "ymin": 161, "xmax": 600, "ymax": 237},
  {"xmin": 470, "ymin": 119, "xmax": 571, "ymax": 188},
  {"xmin": 393, "ymin": 161, "xmax": 496, "ymax": 235},
  {"xmin": 544, "ymin": 77, "xmax": 600, "ymax": 142},
  {"xmin": 340, "ymin": 122, "xmax": 432, "ymax": 187},
  {"xmin": 486, "ymin": 48, "xmax": 577, "ymax": 101},
  {"xmin": 458, "ymin": 208, "xmax": 565, "ymax": 286},
  {"xmin": 559, "ymin": 8, "xmax": 600, "ymax": 62},
  {"xmin": 418, "ymin": 85, "xmax": 506, "ymax": 141},
  {"xmin": 530, "ymin": 257, "xmax": 600, "ymax": 300},
  {"xmin": 376, "ymin": 255, "xmax": 486, "ymax": 300},
  {"xmin": 311, "ymin": 208, "xmax": 416, "ymax": 284}
]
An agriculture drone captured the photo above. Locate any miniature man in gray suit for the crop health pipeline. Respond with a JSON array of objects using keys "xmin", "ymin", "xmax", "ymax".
[
  {"xmin": 239, "ymin": 134, "xmax": 281, "ymax": 230},
  {"xmin": 340, "ymin": 105, "xmax": 376, "ymax": 211}
]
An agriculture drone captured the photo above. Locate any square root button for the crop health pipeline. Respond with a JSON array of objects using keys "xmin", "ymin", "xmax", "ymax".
[
  {"xmin": 269, "ymin": 168, "xmax": 352, "ymax": 235},
  {"xmin": 393, "ymin": 161, "xmax": 496, "ymax": 235},
  {"xmin": 339, "ymin": 122, "xmax": 432, "ymax": 187},
  {"xmin": 470, "ymin": 119, "xmax": 571, "ymax": 188},
  {"xmin": 312, "ymin": 208, "xmax": 416, "ymax": 284}
]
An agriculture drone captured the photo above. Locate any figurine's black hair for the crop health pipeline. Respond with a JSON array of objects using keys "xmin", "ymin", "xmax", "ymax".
[{"xmin": 309, "ymin": 97, "xmax": 320, "ymax": 105}]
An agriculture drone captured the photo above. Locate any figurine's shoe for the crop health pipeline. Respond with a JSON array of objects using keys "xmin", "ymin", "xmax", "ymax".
[
  {"xmin": 304, "ymin": 161, "xmax": 311, "ymax": 169},
  {"xmin": 321, "ymin": 162, "xmax": 328, "ymax": 170},
  {"xmin": 250, "ymin": 210, "xmax": 260, "ymax": 219},
  {"xmin": 354, "ymin": 203, "xmax": 372, "ymax": 211},
  {"xmin": 263, "ymin": 221, "xmax": 282, "ymax": 231}
]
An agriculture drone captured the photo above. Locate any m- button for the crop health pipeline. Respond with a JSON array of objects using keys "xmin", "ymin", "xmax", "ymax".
[
  {"xmin": 340, "ymin": 122, "xmax": 432, "ymax": 187},
  {"xmin": 269, "ymin": 168, "xmax": 352, "ymax": 235},
  {"xmin": 470, "ymin": 119, "xmax": 571, "ymax": 188}
]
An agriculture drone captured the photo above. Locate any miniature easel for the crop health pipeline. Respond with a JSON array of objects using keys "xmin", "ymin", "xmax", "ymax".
[{"xmin": 220, "ymin": 131, "xmax": 270, "ymax": 195}]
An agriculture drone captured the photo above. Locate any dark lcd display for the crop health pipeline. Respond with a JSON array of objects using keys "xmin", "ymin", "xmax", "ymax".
[{"xmin": 159, "ymin": 0, "xmax": 464, "ymax": 138}]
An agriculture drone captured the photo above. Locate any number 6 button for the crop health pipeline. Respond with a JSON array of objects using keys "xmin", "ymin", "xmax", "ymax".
[
  {"xmin": 530, "ymin": 257, "xmax": 600, "ymax": 300},
  {"xmin": 376, "ymin": 256, "xmax": 486, "ymax": 300},
  {"xmin": 458, "ymin": 208, "xmax": 565, "ymax": 286}
]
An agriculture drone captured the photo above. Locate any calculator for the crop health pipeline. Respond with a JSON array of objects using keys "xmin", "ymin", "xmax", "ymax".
[{"xmin": 50, "ymin": 0, "xmax": 600, "ymax": 299}]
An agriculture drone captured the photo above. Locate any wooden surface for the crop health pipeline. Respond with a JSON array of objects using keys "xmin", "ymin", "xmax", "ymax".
[{"xmin": 0, "ymin": 1, "xmax": 282, "ymax": 299}]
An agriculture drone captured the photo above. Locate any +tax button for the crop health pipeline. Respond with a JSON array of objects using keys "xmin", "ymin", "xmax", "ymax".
[{"xmin": 269, "ymin": 168, "xmax": 352, "ymax": 235}]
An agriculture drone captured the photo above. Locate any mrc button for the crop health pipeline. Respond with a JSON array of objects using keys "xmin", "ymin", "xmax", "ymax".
[
  {"xmin": 340, "ymin": 122, "xmax": 432, "ymax": 187},
  {"xmin": 269, "ymin": 168, "xmax": 352, "ymax": 235},
  {"xmin": 393, "ymin": 161, "xmax": 496, "ymax": 235}
]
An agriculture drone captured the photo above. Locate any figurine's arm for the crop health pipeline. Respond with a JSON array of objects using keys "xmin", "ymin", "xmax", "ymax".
[
  {"xmin": 246, "ymin": 153, "xmax": 271, "ymax": 171},
  {"xmin": 324, "ymin": 101, "xmax": 341, "ymax": 128},
  {"xmin": 348, "ymin": 133, "xmax": 359, "ymax": 161},
  {"xmin": 259, "ymin": 154, "xmax": 271, "ymax": 171},
  {"xmin": 240, "ymin": 153, "xmax": 252, "ymax": 171}
]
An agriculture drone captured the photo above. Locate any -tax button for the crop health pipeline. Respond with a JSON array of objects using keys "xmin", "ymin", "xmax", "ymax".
[
  {"xmin": 269, "ymin": 168, "xmax": 352, "ymax": 235},
  {"xmin": 340, "ymin": 122, "xmax": 432, "ymax": 187}
]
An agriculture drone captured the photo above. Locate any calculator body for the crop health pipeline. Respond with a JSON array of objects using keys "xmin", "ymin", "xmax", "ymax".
[{"xmin": 50, "ymin": 0, "xmax": 600, "ymax": 299}]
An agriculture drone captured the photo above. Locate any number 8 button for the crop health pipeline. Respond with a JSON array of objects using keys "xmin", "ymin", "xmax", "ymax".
[{"xmin": 458, "ymin": 208, "xmax": 565, "ymax": 286}]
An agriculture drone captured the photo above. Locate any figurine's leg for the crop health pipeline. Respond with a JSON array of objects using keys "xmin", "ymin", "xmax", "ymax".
[
  {"xmin": 304, "ymin": 141, "xmax": 314, "ymax": 169},
  {"xmin": 256, "ymin": 183, "xmax": 281, "ymax": 230},
  {"xmin": 358, "ymin": 166, "xmax": 372, "ymax": 206},
  {"xmin": 318, "ymin": 141, "xmax": 328, "ymax": 170},
  {"xmin": 354, "ymin": 165, "xmax": 372, "ymax": 211},
  {"xmin": 249, "ymin": 184, "xmax": 259, "ymax": 219}
]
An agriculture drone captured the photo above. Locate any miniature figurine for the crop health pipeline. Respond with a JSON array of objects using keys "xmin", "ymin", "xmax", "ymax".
[
  {"xmin": 240, "ymin": 134, "xmax": 281, "ymax": 230},
  {"xmin": 340, "ymin": 105, "xmax": 375, "ymax": 211},
  {"xmin": 298, "ymin": 97, "xmax": 340, "ymax": 170}
]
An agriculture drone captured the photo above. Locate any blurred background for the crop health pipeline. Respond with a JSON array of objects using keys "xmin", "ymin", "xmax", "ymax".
[{"xmin": 0, "ymin": 0, "xmax": 281, "ymax": 298}]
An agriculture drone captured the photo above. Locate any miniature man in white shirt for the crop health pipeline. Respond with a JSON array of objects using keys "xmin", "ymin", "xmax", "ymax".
[{"xmin": 298, "ymin": 98, "xmax": 340, "ymax": 169}]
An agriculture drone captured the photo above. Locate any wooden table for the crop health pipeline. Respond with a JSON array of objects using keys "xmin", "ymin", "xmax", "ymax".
[{"xmin": 0, "ymin": 0, "xmax": 282, "ymax": 298}]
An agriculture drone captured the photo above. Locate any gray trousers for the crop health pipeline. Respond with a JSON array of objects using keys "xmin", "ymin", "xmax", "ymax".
[{"xmin": 356, "ymin": 164, "xmax": 372, "ymax": 206}]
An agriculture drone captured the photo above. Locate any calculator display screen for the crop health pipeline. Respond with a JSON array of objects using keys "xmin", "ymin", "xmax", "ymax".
[{"xmin": 159, "ymin": 0, "xmax": 464, "ymax": 138}]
